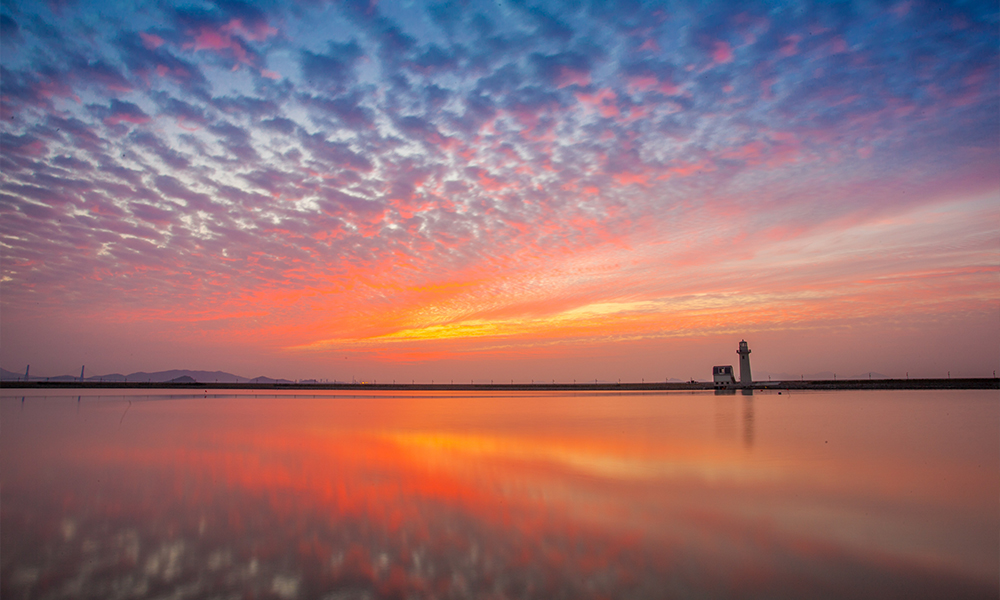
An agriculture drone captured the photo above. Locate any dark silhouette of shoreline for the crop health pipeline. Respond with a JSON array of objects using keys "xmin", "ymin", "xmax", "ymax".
[{"xmin": 2, "ymin": 378, "xmax": 997, "ymax": 391}]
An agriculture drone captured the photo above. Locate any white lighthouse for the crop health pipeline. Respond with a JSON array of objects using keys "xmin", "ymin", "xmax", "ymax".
[{"xmin": 737, "ymin": 340, "xmax": 752, "ymax": 386}]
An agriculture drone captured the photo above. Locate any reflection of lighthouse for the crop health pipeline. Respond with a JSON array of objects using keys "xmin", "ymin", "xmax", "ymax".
[{"xmin": 737, "ymin": 340, "xmax": 752, "ymax": 386}]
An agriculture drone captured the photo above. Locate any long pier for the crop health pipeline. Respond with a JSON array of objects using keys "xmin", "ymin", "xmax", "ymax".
[{"xmin": 2, "ymin": 378, "xmax": 997, "ymax": 391}]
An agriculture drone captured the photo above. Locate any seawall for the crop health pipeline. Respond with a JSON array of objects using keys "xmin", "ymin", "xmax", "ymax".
[{"xmin": 2, "ymin": 378, "xmax": 997, "ymax": 391}]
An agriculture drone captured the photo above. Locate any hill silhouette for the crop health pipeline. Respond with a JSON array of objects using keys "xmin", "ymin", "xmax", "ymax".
[{"xmin": 0, "ymin": 367, "xmax": 292, "ymax": 384}]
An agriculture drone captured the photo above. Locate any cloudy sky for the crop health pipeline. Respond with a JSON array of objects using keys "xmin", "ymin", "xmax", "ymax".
[{"xmin": 1, "ymin": 0, "xmax": 997, "ymax": 381}]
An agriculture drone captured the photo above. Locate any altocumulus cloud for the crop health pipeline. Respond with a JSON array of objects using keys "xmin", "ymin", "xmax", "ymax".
[{"xmin": 0, "ymin": 0, "xmax": 997, "ymax": 378}]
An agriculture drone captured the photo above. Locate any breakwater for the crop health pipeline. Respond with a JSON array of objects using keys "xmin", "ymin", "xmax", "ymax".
[{"xmin": 2, "ymin": 378, "xmax": 997, "ymax": 391}]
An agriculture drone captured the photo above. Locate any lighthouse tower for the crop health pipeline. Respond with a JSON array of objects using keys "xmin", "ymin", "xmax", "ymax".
[{"xmin": 737, "ymin": 340, "xmax": 752, "ymax": 386}]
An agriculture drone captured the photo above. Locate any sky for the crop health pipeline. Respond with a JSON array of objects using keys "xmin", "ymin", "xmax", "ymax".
[{"xmin": 0, "ymin": 0, "xmax": 997, "ymax": 382}]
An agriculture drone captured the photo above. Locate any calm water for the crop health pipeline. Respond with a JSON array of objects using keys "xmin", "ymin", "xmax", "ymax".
[{"xmin": 1, "ymin": 389, "xmax": 997, "ymax": 599}]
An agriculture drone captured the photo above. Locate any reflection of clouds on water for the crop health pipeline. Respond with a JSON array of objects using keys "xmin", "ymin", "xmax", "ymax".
[
  {"xmin": 271, "ymin": 574, "xmax": 301, "ymax": 599},
  {"xmin": 1, "ymin": 483, "xmax": 681, "ymax": 598},
  {"xmin": 1, "ymin": 392, "xmax": 997, "ymax": 599},
  {"xmin": 3, "ymin": 452, "xmax": 992, "ymax": 599}
]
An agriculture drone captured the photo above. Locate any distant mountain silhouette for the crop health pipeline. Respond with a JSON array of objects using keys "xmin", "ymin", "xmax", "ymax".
[
  {"xmin": 0, "ymin": 367, "xmax": 88, "ymax": 382},
  {"xmin": 167, "ymin": 375, "xmax": 198, "ymax": 384},
  {"xmin": 0, "ymin": 367, "xmax": 292, "ymax": 383},
  {"xmin": 0, "ymin": 367, "xmax": 23, "ymax": 381},
  {"xmin": 125, "ymin": 370, "xmax": 244, "ymax": 383},
  {"xmin": 246, "ymin": 375, "xmax": 293, "ymax": 384}
]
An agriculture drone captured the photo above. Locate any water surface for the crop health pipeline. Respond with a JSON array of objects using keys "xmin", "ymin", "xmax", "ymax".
[{"xmin": 2, "ymin": 389, "xmax": 997, "ymax": 599}]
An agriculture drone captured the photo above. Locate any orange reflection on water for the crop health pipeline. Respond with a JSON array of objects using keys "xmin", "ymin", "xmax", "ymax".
[{"xmin": 1, "ymin": 390, "xmax": 997, "ymax": 599}]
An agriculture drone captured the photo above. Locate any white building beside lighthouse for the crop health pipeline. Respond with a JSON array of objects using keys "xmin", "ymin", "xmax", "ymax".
[{"xmin": 713, "ymin": 365, "xmax": 736, "ymax": 387}]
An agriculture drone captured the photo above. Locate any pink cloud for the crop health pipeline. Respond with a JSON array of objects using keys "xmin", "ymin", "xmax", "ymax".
[
  {"xmin": 140, "ymin": 32, "xmax": 165, "ymax": 49},
  {"xmin": 658, "ymin": 159, "xmax": 715, "ymax": 180},
  {"xmin": 474, "ymin": 168, "xmax": 516, "ymax": 192},
  {"xmin": 2, "ymin": 134, "xmax": 48, "ymax": 157},
  {"xmin": 828, "ymin": 36, "xmax": 848, "ymax": 54},
  {"xmin": 638, "ymin": 39, "xmax": 659, "ymax": 52},
  {"xmin": 613, "ymin": 171, "xmax": 649, "ymax": 187},
  {"xmin": 779, "ymin": 35, "xmax": 801, "ymax": 57},
  {"xmin": 712, "ymin": 41, "xmax": 733, "ymax": 64},
  {"xmin": 554, "ymin": 66, "xmax": 591, "ymax": 88},
  {"xmin": 890, "ymin": 1, "xmax": 912, "ymax": 18},
  {"xmin": 721, "ymin": 140, "xmax": 766, "ymax": 162},
  {"xmin": 181, "ymin": 19, "xmax": 276, "ymax": 76},
  {"xmin": 576, "ymin": 88, "xmax": 619, "ymax": 118},
  {"xmin": 175, "ymin": 117, "xmax": 200, "ymax": 131},
  {"xmin": 33, "ymin": 78, "xmax": 80, "ymax": 103},
  {"xmin": 105, "ymin": 113, "xmax": 151, "ymax": 126},
  {"xmin": 626, "ymin": 74, "xmax": 679, "ymax": 96},
  {"xmin": 222, "ymin": 17, "xmax": 277, "ymax": 42},
  {"xmin": 713, "ymin": 134, "xmax": 803, "ymax": 169},
  {"xmin": 187, "ymin": 27, "xmax": 250, "ymax": 67}
]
